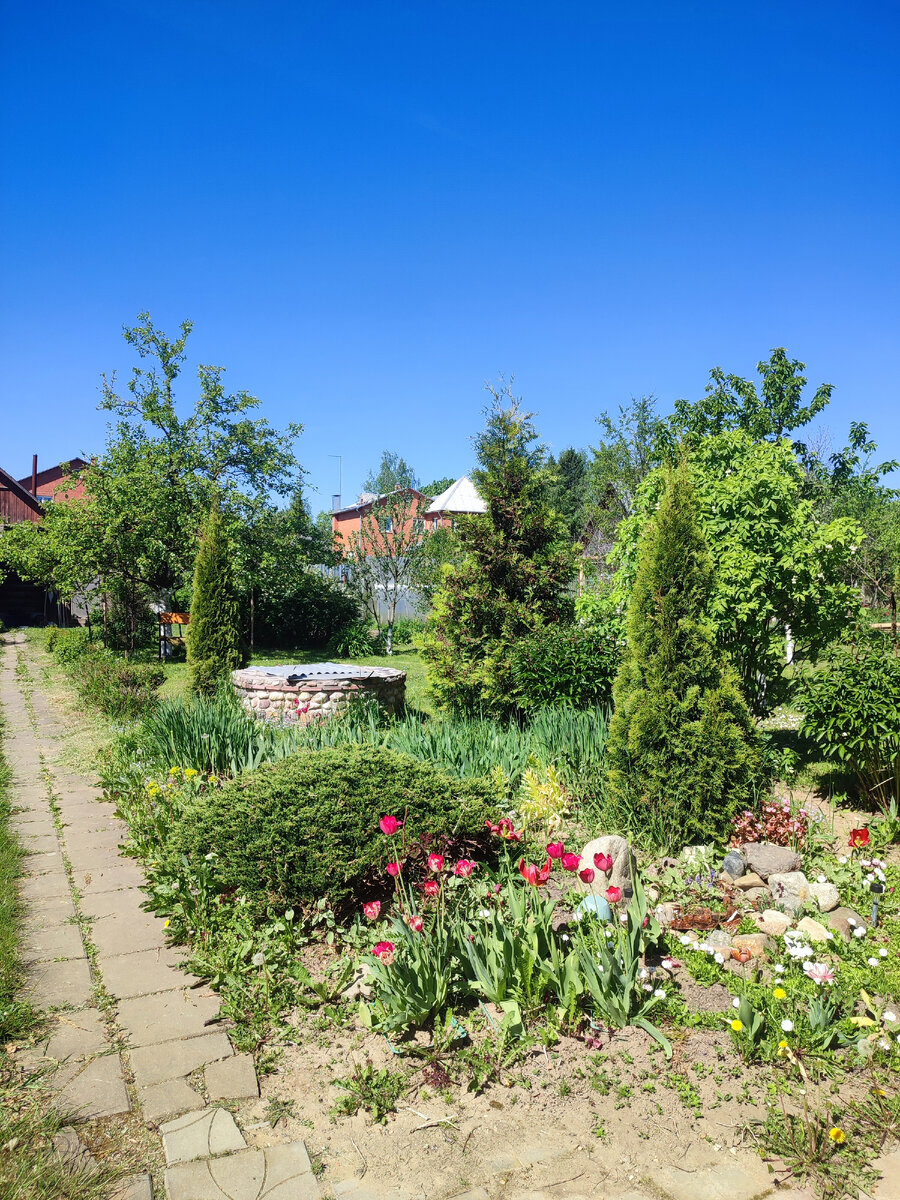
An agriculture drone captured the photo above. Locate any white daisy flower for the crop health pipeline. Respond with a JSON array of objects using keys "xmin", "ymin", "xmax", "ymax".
[
  {"xmin": 867, "ymin": 957, "xmax": 879, "ymax": 967},
  {"xmin": 654, "ymin": 988, "xmax": 666, "ymax": 1000}
]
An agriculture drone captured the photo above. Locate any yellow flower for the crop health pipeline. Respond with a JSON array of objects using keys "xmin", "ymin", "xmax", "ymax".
[
  {"xmin": 164, "ymin": 919, "xmax": 170, "ymax": 928},
  {"xmin": 169, "ymin": 767, "xmax": 178, "ymax": 776},
  {"xmin": 774, "ymin": 987, "xmax": 787, "ymax": 1000},
  {"xmin": 730, "ymin": 1019, "xmax": 744, "ymax": 1032},
  {"xmin": 184, "ymin": 768, "xmax": 198, "ymax": 779},
  {"xmin": 776, "ymin": 1039, "xmax": 790, "ymax": 1059},
  {"xmin": 828, "ymin": 1127, "xmax": 846, "ymax": 1144}
]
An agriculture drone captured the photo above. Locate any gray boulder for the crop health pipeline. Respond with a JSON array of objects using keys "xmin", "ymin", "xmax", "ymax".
[
  {"xmin": 722, "ymin": 850, "xmax": 746, "ymax": 879},
  {"xmin": 742, "ymin": 842, "xmax": 802, "ymax": 879},
  {"xmin": 768, "ymin": 870, "xmax": 810, "ymax": 916}
]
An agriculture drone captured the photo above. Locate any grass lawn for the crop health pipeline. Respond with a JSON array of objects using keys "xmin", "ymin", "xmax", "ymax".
[{"xmin": 159, "ymin": 644, "xmax": 434, "ymax": 715}]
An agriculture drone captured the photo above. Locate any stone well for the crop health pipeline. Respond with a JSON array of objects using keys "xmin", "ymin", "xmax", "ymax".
[{"xmin": 232, "ymin": 663, "xmax": 406, "ymax": 722}]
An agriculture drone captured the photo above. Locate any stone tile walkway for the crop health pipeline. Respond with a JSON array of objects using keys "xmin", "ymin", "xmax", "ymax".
[{"xmin": 2, "ymin": 635, "xmax": 319, "ymax": 1200}]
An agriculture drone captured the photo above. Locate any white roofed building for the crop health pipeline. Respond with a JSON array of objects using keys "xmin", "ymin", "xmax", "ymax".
[{"xmin": 422, "ymin": 476, "xmax": 486, "ymax": 530}]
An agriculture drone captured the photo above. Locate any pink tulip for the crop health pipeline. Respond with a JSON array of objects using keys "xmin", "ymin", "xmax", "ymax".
[
  {"xmin": 380, "ymin": 815, "xmax": 403, "ymax": 836},
  {"xmin": 372, "ymin": 940, "xmax": 395, "ymax": 964},
  {"xmin": 427, "ymin": 853, "xmax": 445, "ymax": 873},
  {"xmin": 386, "ymin": 862, "xmax": 402, "ymax": 877},
  {"xmin": 605, "ymin": 885, "xmax": 622, "ymax": 903},
  {"xmin": 547, "ymin": 842, "xmax": 565, "ymax": 859},
  {"xmin": 362, "ymin": 901, "xmax": 381, "ymax": 921},
  {"xmin": 422, "ymin": 879, "xmax": 440, "ymax": 897},
  {"xmin": 579, "ymin": 868, "xmax": 595, "ymax": 884},
  {"xmin": 406, "ymin": 915, "xmax": 424, "ymax": 933},
  {"xmin": 486, "ymin": 818, "xmax": 523, "ymax": 842},
  {"xmin": 593, "ymin": 852, "xmax": 613, "ymax": 873},
  {"xmin": 561, "ymin": 852, "xmax": 581, "ymax": 872},
  {"xmin": 454, "ymin": 859, "xmax": 476, "ymax": 877}
]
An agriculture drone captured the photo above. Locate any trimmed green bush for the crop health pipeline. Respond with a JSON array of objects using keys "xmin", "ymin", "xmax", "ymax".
[
  {"xmin": 510, "ymin": 623, "xmax": 621, "ymax": 710},
  {"xmin": 173, "ymin": 745, "xmax": 497, "ymax": 907}
]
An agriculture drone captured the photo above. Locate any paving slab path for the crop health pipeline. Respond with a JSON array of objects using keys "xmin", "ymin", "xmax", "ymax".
[{"xmin": 2, "ymin": 634, "xmax": 320, "ymax": 1200}]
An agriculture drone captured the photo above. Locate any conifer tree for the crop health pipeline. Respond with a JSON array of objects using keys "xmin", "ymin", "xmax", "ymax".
[
  {"xmin": 187, "ymin": 505, "xmax": 248, "ymax": 696},
  {"xmin": 605, "ymin": 465, "xmax": 762, "ymax": 849},
  {"xmin": 422, "ymin": 385, "xmax": 577, "ymax": 715}
]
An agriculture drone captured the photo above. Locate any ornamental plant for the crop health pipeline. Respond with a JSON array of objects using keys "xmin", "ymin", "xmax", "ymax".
[
  {"xmin": 187, "ymin": 504, "xmax": 248, "ymax": 696},
  {"xmin": 605, "ymin": 465, "xmax": 764, "ymax": 850}
]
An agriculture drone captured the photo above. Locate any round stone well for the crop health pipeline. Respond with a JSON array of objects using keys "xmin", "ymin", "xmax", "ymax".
[{"xmin": 232, "ymin": 662, "xmax": 406, "ymax": 722}]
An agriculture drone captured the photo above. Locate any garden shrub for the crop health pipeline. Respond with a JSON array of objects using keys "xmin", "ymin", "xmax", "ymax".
[
  {"xmin": 510, "ymin": 623, "xmax": 620, "ymax": 710},
  {"xmin": 46, "ymin": 628, "xmax": 164, "ymax": 719},
  {"xmin": 799, "ymin": 636, "xmax": 900, "ymax": 812},
  {"xmin": 188, "ymin": 506, "xmax": 248, "ymax": 696},
  {"xmin": 605, "ymin": 465, "xmax": 764, "ymax": 851},
  {"xmin": 253, "ymin": 571, "xmax": 360, "ymax": 649},
  {"xmin": 173, "ymin": 745, "xmax": 497, "ymax": 908},
  {"xmin": 327, "ymin": 622, "xmax": 387, "ymax": 657}
]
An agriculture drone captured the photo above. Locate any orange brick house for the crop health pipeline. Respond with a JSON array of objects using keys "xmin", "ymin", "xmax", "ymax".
[{"xmin": 332, "ymin": 477, "xmax": 486, "ymax": 554}]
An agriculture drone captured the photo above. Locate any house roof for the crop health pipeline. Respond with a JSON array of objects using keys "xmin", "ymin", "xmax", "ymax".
[
  {"xmin": 0, "ymin": 466, "xmax": 44, "ymax": 517},
  {"xmin": 16, "ymin": 458, "xmax": 87, "ymax": 490},
  {"xmin": 332, "ymin": 487, "xmax": 429, "ymax": 517},
  {"xmin": 424, "ymin": 476, "xmax": 486, "ymax": 516}
]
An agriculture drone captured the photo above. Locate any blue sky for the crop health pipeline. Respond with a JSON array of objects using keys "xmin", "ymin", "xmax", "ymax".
[{"xmin": 1, "ymin": 1, "xmax": 898, "ymax": 508}]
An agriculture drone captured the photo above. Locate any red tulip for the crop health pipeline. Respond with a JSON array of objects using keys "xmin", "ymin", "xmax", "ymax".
[
  {"xmin": 486, "ymin": 818, "xmax": 523, "ymax": 842},
  {"xmin": 605, "ymin": 885, "xmax": 622, "ymax": 903},
  {"xmin": 386, "ymin": 862, "xmax": 402, "ymax": 877},
  {"xmin": 427, "ymin": 853, "xmax": 445, "ymax": 873},
  {"xmin": 579, "ymin": 868, "xmax": 595, "ymax": 884},
  {"xmin": 422, "ymin": 879, "xmax": 440, "ymax": 897},
  {"xmin": 849, "ymin": 827, "xmax": 871, "ymax": 849},
  {"xmin": 547, "ymin": 842, "xmax": 565, "ymax": 859},
  {"xmin": 593, "ymin": 852, "xmax": 613, "ymax": 873},
  {"xmin": 406, "ymin": 915, "xmax": 424, "ymax": 932},
  {"xmin": 519, "ymin": 857, "xmax": 552, "ymax": 887},
  {"xmin": 372, "ymin": 940, "xmax": 395, "ymax": 964},
  {"xmin": 561, "ymin": 852, "xmax": 581, "ymax": 872},
  {"xmin": 362, "ymin": 901, "xmax": 381, "ymax": 921},
  {"xmin": 454, "ymin": 859, "xmax": 476, "ymax": 877},
  {"xmin": 379, "ymin": 815, "xmax": 403, "ymax": 836}
]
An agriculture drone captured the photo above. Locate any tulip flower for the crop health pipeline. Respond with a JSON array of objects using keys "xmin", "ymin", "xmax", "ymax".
[
  {"xmin": 579, "ymin": 868, "xmax": 595, "ymax": 885},
  {"xmin": 593, "ymin": 852, "xmax": 613, "ymax": 873},
  {"xmin": 486, "ymin": 818, "xmax": 523, "ymax": 842},
  {"xmin": 372, "ymin": 940, "xmax": 395, "ymax": 964},
  {"xmin": 547, "ymin": 842, "xmax": 565, "ymax": 859},
  {"xmin": 518, "ymin": 857, "xmax": 552, "ymax": 887},
  {"xmin": 427, "ymin": 853, "xmax": 445, "ymax": 873},
  {"xmin": 362, "ymin": 901, "xmax": 381, "ymax": 921},
  {"xmin": 379, "ymin": 815, "xmax": 403, "ymax": 836},
  {"xmin": 422, "ymin": 879, "xmax": 440, "ymax": 897},
  {"xmin": 406, "ymin": 915, "xmax": 424, "ymax": 933},
  {"xmin": 849, "ymin": 827, "xmax": 871, "ymax": 849},
  {"xmin": 386, "ymin": 862, "xmax": 402, "ymax": 877},
  {"xmin": 605, "ymin": 885, "xmax": 622, "ymax": 903},
  {"xmin": 561, "ymin": 852, "xmax": 581, "ymax": 872},
  {"xmin": 453, "ymin": 859, "xmax": 476, "ymax": 877}
]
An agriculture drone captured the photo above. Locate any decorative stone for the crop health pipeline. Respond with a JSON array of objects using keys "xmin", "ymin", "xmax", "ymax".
[
  {"xmin": 796, "ymin": 916, "xmax": 830, "ymax": 943},
  {"xmin": 734, "ymin": 872, "xmax": 767, "ymax": 891},
  {"xmin": 578, "ymin": 835, "xmax": 635, "ymax": 899},
  {"xmin": 655, "ymin": 902, "xmax": 679, "ymax": 928},
  {"xmin": 722, "ymin": 850, "xmax": 746, "ymax": 879},
  {"xmin": 809, "ymin": 881, "xmax": 840, "ymax": 913},
  {"xmin": 160, "ymin": 1108, "xmax": 246, "ymax": 1165},
  {"xmin": 731, "ymin": 933, "xmax": 772, "ymax": 959},
  {"xmin": 706, "ymin": 929, "xmax": 733, "ymax": 950},
  {"xmin": 768, "ymin": 871, "xmax": 810, "ymax": 915},
  {"xmin": 754, "ymin": 909, "xmax": 791, "ymax": 937},
  {"xmin": 827, "ymin": 906, "xmax": 867, "ymax": 943},
  {"xmin": 742, "ymin": 843, "xmax": 802, "ymax": 879},
  {"xmin": 743, "ymin": 887, "xmax": 770, "ymax": 905}
]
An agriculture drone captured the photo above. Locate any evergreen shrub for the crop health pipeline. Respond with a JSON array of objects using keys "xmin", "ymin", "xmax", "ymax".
[
  {"xmin": 510, "ymin": 623, "xmax": 621, "ymax": 710},
  {"xmin": 188, "ymin": 506, "xmax": 248, "ymax": 695},
  {"xmin": 173, "ymin": 745, "xmax": 496, "ymax": 908}
]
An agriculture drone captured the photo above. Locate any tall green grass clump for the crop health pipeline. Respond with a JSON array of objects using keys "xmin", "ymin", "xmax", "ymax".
[{"xmin": 605, "ymin": 465, "xmax": 763, "ymax": 850}]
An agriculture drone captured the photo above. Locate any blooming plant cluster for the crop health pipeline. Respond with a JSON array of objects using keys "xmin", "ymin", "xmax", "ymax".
[{"xmin": 730, "ymin": 797, "xmax": 812, "ymax": 849}]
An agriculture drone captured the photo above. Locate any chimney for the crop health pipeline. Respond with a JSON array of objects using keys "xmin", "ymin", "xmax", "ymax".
[
  {"xmin": 31, "ymin": 454, "xmax": 37, "ymax": 496},
  {"xmin": 332, "ymin": 493, "xmax": 341, "ymax": 512}
]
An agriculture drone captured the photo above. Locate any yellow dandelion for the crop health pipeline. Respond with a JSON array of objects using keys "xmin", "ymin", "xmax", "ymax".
[
  {"xmin": 169, "ymin": 767, "xmax": 178, "ymax": 776},
  {"xmin": 828, "ymin": 1128, "xmax": 846, "ymax": 1144},
  {"xmin": 164, "ymin": 919, "xmax": 170, "ymax": 928},
  {"xmin": 773, "ymin": 987, "xmax": 787, "ymax": 1000},
  {"xmin": 730, "ymin": 1019, "xmax": 744, "ymax": 1032},
  {"xmin": 184, "ymin": 768, "xmax": 198, "ymax": 779}
]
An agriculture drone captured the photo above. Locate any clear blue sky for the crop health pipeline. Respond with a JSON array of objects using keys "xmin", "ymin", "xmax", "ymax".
[{"xmin": 2, "ymin": 1, "xmax": 898, "ymax": 509}]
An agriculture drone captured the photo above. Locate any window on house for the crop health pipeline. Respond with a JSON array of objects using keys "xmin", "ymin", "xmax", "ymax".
[
  {"xmin": 432, "ymin": 516, "xmax": 439, "ymax": 530},
  {"xmin": 413, "ymin": 518, "xmax": 424, "ymax": 532},
  {"xmin": 382, "ymin": 517, "xmax": 393, "ymax": 532}
]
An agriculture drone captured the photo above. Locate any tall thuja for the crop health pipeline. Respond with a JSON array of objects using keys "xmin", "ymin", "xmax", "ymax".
[
  {"xmin": 422, "ymin": 386, "xmax": 577, "ymax": 716},
  {"xmin": 188, "ymin": 505, "xmax": 248, "ymax": 696},
  {"xmin": 605, "ymin": 466, "xmax": 762, "ymax": 849}
]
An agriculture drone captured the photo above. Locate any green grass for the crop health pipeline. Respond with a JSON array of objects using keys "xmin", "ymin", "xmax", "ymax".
[{"xmin": 0, "ymin": 707, "xmax": 35, "ymax": 1043}]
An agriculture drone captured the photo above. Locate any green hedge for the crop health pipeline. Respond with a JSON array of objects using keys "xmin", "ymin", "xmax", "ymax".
[
  {"xmin": 510, "ymin": 622, "xmax": 620, "ymax": 710},
  {"xmin": 173, "ymin": 745, "xmax": 497, "ymax": 908}
]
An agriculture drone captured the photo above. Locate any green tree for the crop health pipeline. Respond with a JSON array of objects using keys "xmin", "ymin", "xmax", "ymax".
[
  {"xmin": 587, "ymin": 396, "xmax": 672, "ymax": 550},
  {"xmin": 187, "ymin": 506, "xmax": 248, "ymax": 695},
  {"xmin": 362, "ymin": 450, "xmax": 419, "ymax": 494},
  {"xmin": 419, "ymin": 476, "xmax": 456, "ymax": 499},
  {"xmin": 605, "ymin": 466, "xmax": 763, "ymax": 850},
  {"xmin": 421, "ymin": 384, "xmax": 577, "ymax": 715},
  {"xmin": 546, "ymin": 447, "xmax": 591, "ymax": 539},
  {"xmin": 613, "ymin": 431, "xmax": 860, "ymax": 713}
]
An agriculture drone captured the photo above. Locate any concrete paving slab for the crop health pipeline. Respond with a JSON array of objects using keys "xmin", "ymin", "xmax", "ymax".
[
  {"xmin": 20, "ymin": 893, "xmax": 77, "ymax": 928},
  {"xmin": 164, "ymin": 1142, "xmax": 318, "ymax": 1199},
  {"xmin": 20, "ymin": 920, "xmax": 85, "ymax": 963},
  {"xmin": 111, "ymin": 1174, "xmax": 154, "ymax": 1200},
  {"xmin": 77, "ymin": 860, "xmax": 146, "ymax": 895},
  {"xmin": 64, "ymin": 828, "xmax": 129, "ymax": 855},
  {"xmin": 655, "ymin": 1158, "xmax": 775, "ymax": 1200},
  {"xmin": 56, "ymin": 1052, "xmax": 131, "ymax": 1119},
  {"xmin": 91, "ymin": 912, "xmax": 169, "ymax": 957},
  {"xmin": 872, "ymin": 1147, "xmax": 900, "ymax": 1199},
  {"xmin": 66, "ymin": 844, "xmax": 130, "ymax": 873},
  {"xmin": 138, "ymin": 1076, "xmax": 205, "ymax": 1123},
  {"xmin": 26, "ymin": 956, "xmax": 93, "ymax": 1008},
  {"xmin": 80, "ymin": 886, "xmax": 149, "ymax": 920},
  {"xmin": 20, "ymin": 834, "xmax": 62, "ymax": 856},
  {"xmin": 52, "ymin": 1126, "xmax": 100, "ymax": 1176},
  {"xmin": 9, "ymin": 814, "xmax": 57, "ymax": 836},
  {"xmin": 119, "ymin": 988, "xmax": 222, "ymax": 1047},
  {"xmin": 19, "ymin": 870, "xmax": 71, "ymax": 901},
  {"xmin": 100, "ymin": 946, "xmax": 202, "ymax": 999},
  {"xmin": 161, "ymin": 1107, "xmax": 246, "ymax": 1164},
  {"xmin": 42, "ymin": 1007, "xmax": 108, "ymax": 1061},
  {"xmin": 129, "ymin": 1031, "xmax": 234, "ymax": 1088},
  {"xmin": 205, "ymin": 1053, "xmax": 258, "ymax": 1100}
]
